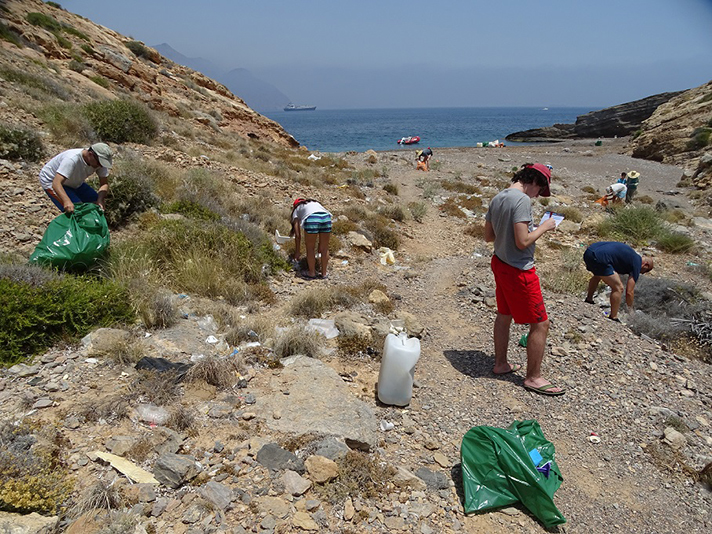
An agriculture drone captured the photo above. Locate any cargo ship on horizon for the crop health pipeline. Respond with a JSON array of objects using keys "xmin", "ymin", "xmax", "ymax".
[{"xmin": 284, "ymin": 103, "xmax": 316, "ymax": 111}]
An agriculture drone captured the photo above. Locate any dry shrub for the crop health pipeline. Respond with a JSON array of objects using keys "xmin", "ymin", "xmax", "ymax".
[
  {"xmin": 441, "ymin": 180, "xmax": 480, "ymax": 194},
  {"xmin": 313, "ymin": 451, "xmax": 396, "ymax": 504},
  {"xmin": 125, "ymin": 436, "xmax": 153, "ymax": 463},
  {"xmin": 78, "ymin": 396, "xmax": 129, "ymax": 424},
  {"xmin": 273, "ymin": 325, "xmax": 322, "ymax": 359},
  {"xmin": 70, "ymin": 478, "xmax": 124, "ymax": 518},
  {"xmin": 226, "ymin": 315, "xmax": 275, "ymax": 345},
  {"xmin": 383, "ymin": 182, "xmax": 398, "ymax": 195},
  {"xmin": 166, "ymin": 405, "xmax": 197, "ymax": 434},
  {"xmin": 538, "ymin": 248, "xmax": 589, "ymax": 295},
  {"xmin": 0, "ymin": 420, "xmax": 74, "ymax": 515},
  {"xmin": 408, "ymin": 201, "xmax": 427, "ymax": 223},
  {"xmin": 185, "ymin": 356, "xmax": 244, "ymax": 389},
  {"xmin": 554, "ymin": 206, "xmax": 584, "ymax": 223},
  {"xmin": 128, "ymin": 370, "xmax": 181, "ymax": 406},
  {"xmin": 337, "ymin": 335, "xmax": 374, "ymax": 359},
  {"xmin": 288, "ymin": 289, "xmax": 335, "ymax": 318},
  {"xmin": 378, "ymin": 204, "xmax": 406, "ymax": 222},
  {"xmin": 464, "ymin": 222, "xmax": 485, "ymax": 239},
  {"xmin": 332, "ymin": 218, "xmax": 359, "ymax": 235},
  {"xmin": 101, "ymin": 335, "xmax": 145, "ymax": 366}
]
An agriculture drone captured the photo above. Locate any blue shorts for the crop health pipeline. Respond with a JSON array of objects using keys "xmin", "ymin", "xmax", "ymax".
[
  {"xmin": 45, "ymin": 183, "xmax": 98, "ymax": 212},
  {"xmin": 583, "ymin": 248, "xmax": 614, "ymax": 277},
  {"xmin": 303, "ymin": 213, "xmax": 332, "ymax": 234}
]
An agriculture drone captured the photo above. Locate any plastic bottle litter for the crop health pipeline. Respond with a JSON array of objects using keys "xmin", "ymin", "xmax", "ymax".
[
  {"xmin": 377, "ymin": 332, "xmax": 421, "ymax": 406},
  {"xmin": 136, "ymin": 404, "xmax": 169, "ymax": 426},
  {"xmin": 306, "ymin": 319, "xmax": 339, "ymax": 339},
  {"xmin": 519, "ymin": 333, "xmax": 528, "ymax": 347}
]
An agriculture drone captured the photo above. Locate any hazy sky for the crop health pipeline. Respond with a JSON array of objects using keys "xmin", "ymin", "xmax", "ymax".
[{"xmin": 61, "ymin": 0, "xmax": 712, "ymax": 109}]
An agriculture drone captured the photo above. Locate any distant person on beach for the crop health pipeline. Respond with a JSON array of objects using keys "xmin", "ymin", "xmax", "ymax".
[
  {"xmin": 625, "ymin": 171, "xmax": 640, "ymax": 203},
  {"xmin": 484, "ymin": 163, "xmax": 564, "ymax": 396},
  {"xmin": 290, "ymin": 198, "xmax": 332, "ymax": 280},
  {"xmin": 416, "ymin": 147, "xmax": 432, "ymax": 171},
  {"xmin": 583, "ymin": 241, "xmax": 654, "ymax": 322},
  {"xmin": 39, "ymin": 143, "xmax": 113, "ymax": 213}
]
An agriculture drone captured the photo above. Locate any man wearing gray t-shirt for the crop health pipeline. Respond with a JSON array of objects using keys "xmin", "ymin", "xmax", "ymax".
[{"xmin": 484, "ymin": 163, "xmax": 564, "ymax": 396}]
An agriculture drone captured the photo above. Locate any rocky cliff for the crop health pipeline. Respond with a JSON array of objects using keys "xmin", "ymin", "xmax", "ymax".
[
  {"xmin": 0, "ymin": 0, "xmax": 298, "ymax": 148},
  {"xmin": 505, "ymin": 92, "xmax": 682, "ymax": 142},
  {"xmin": 628, "ymin": 80, "xmax": 712, "ymax": 187}
]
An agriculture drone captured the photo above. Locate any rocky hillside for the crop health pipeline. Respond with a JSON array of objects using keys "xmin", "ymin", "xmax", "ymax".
[
  {"xmin": 506, "ymin": 92, "xmax": 682, "ymax": 142},
  {"xmin": 629, "ymin": 80, "xmax": 712, "ymax": 187},
  {"xmin": 1, "ymin": 2, "xmax": 711, "ymax": 534},
  {"xmin": 0, "ymin": 0, "xmax": 297, "ymax": 148}
]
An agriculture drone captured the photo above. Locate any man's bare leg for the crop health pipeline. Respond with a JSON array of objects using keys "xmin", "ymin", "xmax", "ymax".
[
  {"xmin": 523, "ymin": 319, "xmax": 563, "ymax": 393},
  {"xmin": 492, "ymin": 312, "xmax": 514, "ymax": 374}
]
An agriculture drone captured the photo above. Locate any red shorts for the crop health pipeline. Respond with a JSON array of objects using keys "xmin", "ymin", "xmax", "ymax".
[{"xmin": 491, "ymin": 255, "xmax": 548, "ymax": 324}]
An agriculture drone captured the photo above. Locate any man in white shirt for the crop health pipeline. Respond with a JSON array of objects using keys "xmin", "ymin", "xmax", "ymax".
[
  {"xmin": 39, "ymin": 143, "xmax": 113, "ymax": 213},
  {"xmin": 605, "ymin": 183, "xmax": 627, "ymax": 204}
]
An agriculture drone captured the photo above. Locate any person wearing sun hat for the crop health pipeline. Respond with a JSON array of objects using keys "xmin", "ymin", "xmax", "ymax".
[
  {"xmin": 484, "ymin": 162, "xmax": 564, "ymax": 396},
  {"xmin": 625, "ymin": 170, "xmax": 640, "ymax": 203},
  {"xmin": 39, "ymin": 142, "xmax": 113, "ymax": 213},
  {"xmin": 290, "ymin": 198, "xmax": 332, "ymax": 280}
]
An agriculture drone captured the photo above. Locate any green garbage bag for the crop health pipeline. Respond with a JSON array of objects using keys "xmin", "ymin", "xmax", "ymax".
[
  {"xmin": 460, "ymin": 419, "xmax": 566, "ymax": 528},
  {"xmin": 29, "ymin": 203, "xmax": 110, "ymax": 271}
]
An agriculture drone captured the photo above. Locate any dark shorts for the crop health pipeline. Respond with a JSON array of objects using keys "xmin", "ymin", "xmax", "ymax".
[
  {"xmin": 491, "ymin": 255, "xmax": 548, "ymax": 324},
  {"xmin": 44, "ymin": 183, "xmax": 98, "ymax": 212},
  {"xmin": 303, "ymin": 212, "xmax": 332, "ymax": 234},
  {"xmin": 583, "ymin": 248, "xmax": 614, "ymax": 277}
]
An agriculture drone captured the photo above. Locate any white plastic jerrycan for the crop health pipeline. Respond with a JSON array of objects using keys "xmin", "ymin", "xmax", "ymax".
[{"xmin": 377, "ymin": 332, "xmax": 421, "ymax": 406}]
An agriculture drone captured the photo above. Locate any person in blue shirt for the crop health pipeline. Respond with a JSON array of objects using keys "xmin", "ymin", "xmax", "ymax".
[{"xmin": 583, "ymin": 242, "xmax": 654, "ymax": 322}]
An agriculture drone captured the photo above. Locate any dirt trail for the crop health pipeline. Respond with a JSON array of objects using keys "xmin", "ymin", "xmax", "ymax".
[{"xmin": 338, "ymin": 144, "xmax": 712, "ymax": 533}]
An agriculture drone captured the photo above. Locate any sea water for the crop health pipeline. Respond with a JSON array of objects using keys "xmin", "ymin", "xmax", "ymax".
[{"xmin": 263, "ymin": 107, "xmax": 594, "ymax": 153}]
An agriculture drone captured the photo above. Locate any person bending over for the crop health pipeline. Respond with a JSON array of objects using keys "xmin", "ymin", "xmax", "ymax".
[
  {"xmin": 583, "ymin": 241, "xmax": 654, "ymax": 322},
  {"xmin": 39, "ymin": 143, "xmax": 113, "ymax": 213},
  {"xmin": 290, "ymin": 198, "xmax": 332, "ymax": 280}
]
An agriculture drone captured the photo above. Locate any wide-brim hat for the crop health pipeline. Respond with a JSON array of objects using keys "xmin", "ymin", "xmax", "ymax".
[
  {"xmin": 90, "ymin": 143, "xmax": 113, "ymax": 169},
  {"xmin": 528, "ymin": 163, "xmax": 551, "ymax": 197},
  {"xmin": 628, "ymin": 170, "xmax": 640, "ymax": 178}
]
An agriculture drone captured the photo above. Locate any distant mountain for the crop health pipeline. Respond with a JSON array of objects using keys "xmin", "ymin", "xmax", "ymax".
[
  {"xmin": 153, "ymin": 43, "xmax": 223, "ymax": 81},
  {"xmin": 220, "ymin": 68, "xmax": 291, "ymax": 113},
  {"xmin": 153, "ymin": 43, "xmax": 291, "ymax": 113}
]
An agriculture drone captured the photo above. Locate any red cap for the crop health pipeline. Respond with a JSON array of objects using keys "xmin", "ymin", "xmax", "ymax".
[
  {"xmin": 293, "ymin": 198, "xmax": 305, "ymax": 208},
  {"xmin": 528, "ymin": 163, "xmax": 551, "ymax": 197}
]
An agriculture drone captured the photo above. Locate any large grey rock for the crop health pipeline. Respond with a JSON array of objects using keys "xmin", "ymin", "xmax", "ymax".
[
  {"xmin": 153, "ymin": 453, "xmax": 200, "ymax": 488},
  {"xmin": 256, "ymin": 443, "xmax": 305, "ymax": 473},
  {"xmin": 199, "ymin": 480, "xmax": 233, "ymax": 510},
  {"xmin": 254, "ymin": 355, "xmax": 377, "ymax": 451}
]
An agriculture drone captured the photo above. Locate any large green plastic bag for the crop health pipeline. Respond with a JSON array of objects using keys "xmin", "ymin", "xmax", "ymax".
[
  {"xmin": 29, "ymin": 203, "xmax": 110, "ymax": 270},
  {"xmin": 460, "ymin": 419, "xmax": 566, "ymax": 528}
]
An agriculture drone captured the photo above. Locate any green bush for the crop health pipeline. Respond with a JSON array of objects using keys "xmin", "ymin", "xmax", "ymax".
[
  {"xmin": 0, "ymin": 124, "xmax": 44, "ymax": 162},
  {"xmin": 0, "ymin": 271, "xmax": 134, "ymax": 366},
  {"xmin": 107, "ymin": 219, "xmax": 288, "ymax": 304},
  {"xmin": 408, "ymin": 201, "xmax": 427, "ymax": 223},
  {"xmin": 162, "ymin": 200, "xmax": 220, "ymax": 221},
  {"xmin": 0, "ymin": 21, "xmax": 21, "ymax": 46},
  {"xmin": 61, "ymin": 24, "xmax": 89, "ymax": 41},
  {"xmin": 46, "ymin": 2, "xmax": 63, "ymax": 9},
  {"xmin": 655, "ymin": 231, "xmax": 695, "ymax": 254},
  {"xmin": 125, "ymin": 40, "xmax": 149, "ymax": 58},
  {"xmin": 686, "ymin": 128, "xmax": 711, "ymax": 151},
  {"xmin": 597, "ymin": 206, "xmax": 665, "ymax": 245},
  {"xmin": 38, "ymin": 103, "xmax": 94, "ymax": 146},
  {"xmin": 68, "ymin": 59, "xmax": 85, "ymax": 73},
  {"xmin": 89, "ymin": 75, "xmax": 109, "ymax": 88},
  {"xmin": 0, "ymin": 66, "xmax": 69, "ymax": 100},
  {"xmin": 83, "ymin": 99, "xmax": 158, "ymax": 144},
  {"xmin": 95, "ymin": 166, "xmax": 160, "ymax": 229},
  {"xmin": 26, "ymin": 12, "xmax": 61, "ymax": 32}
]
